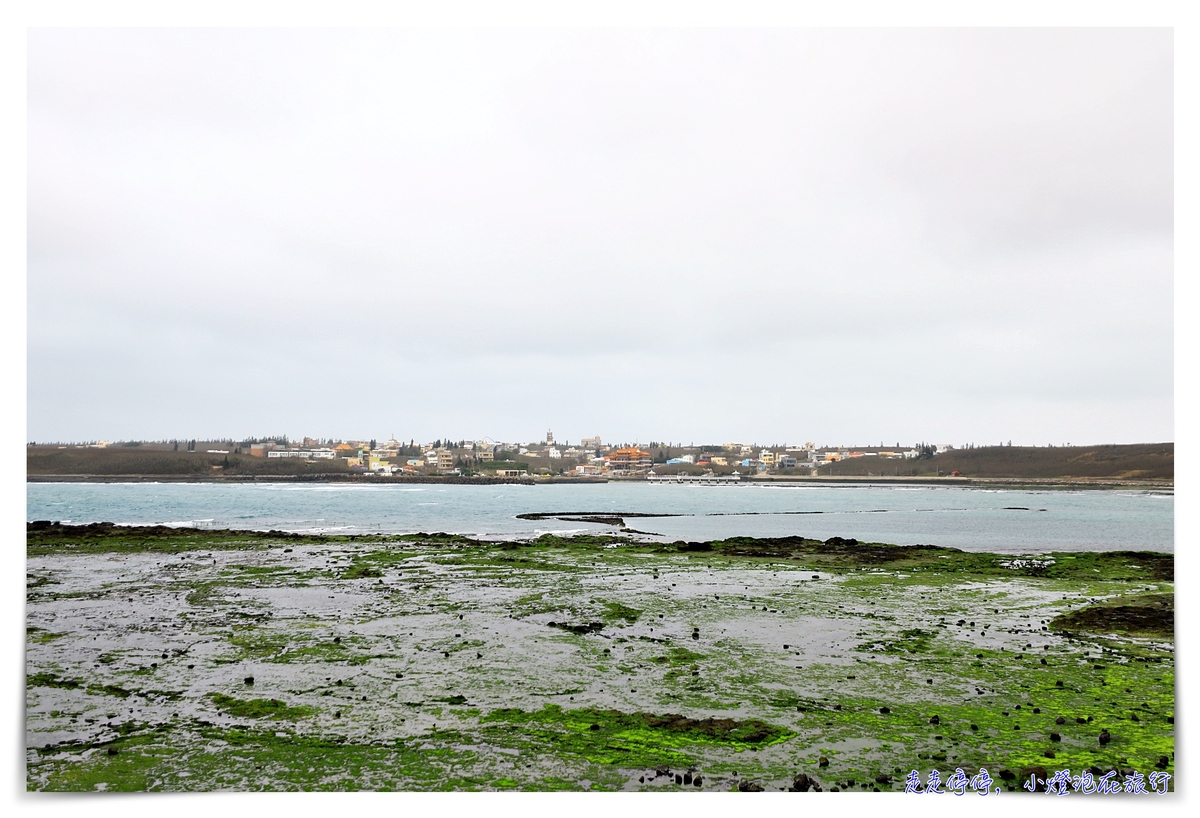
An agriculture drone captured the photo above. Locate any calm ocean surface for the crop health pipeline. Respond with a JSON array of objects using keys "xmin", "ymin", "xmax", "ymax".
[{"xmin": 26, "ymin": 481, "xmax": 1172, "ymax": 554}]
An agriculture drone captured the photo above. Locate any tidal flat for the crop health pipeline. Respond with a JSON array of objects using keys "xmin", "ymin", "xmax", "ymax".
[{"xmin": 26, "ymin": 523, "xmax": 1174, "ymax": 792}]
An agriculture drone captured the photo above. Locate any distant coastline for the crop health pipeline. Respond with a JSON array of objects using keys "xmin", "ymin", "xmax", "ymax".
[
  {"xmin": 26, "ymin": 473, "xmax": 1172, "ymax": 490},
  {"xmin": 27, "ymin": 441, "xmax": 1172, "ymax": 489}
]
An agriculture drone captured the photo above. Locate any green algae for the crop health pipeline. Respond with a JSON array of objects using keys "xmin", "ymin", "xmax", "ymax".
[
  {"xmin": 603, "ymin": 602, "xmax": 642, "ymax": 623},
  {"xmin": 209, "ymin": 693, "xmax": 315, "ymax": 720},
  {"xmin": 1050, "ymin": 594, "xmax": 1173, "ymax": 637},
  {"xmin": 26, "ymin": 627, "xmax": 66, "ymax": 643},
  {"xmin": 480, "ymin": 704, "xmax": 792, "ymax": 768},
  {"xmin": 28, "ymin": 672, "xmax": 81, "ymax": 690},
  {"xmin": 856, "ymin": 628, "xmax": 935, "ymax": 654}
]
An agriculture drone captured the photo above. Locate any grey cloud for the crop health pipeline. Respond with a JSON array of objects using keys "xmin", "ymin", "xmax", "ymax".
[{"xmin": 27, "ymin": 28, "xmax": 1172, "ymax": 445}]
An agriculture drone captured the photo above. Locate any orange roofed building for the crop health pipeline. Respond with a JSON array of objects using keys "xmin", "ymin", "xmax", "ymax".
[{"xmin": 606, "ymin": 446, "xmax": 653, "ymax": 475}]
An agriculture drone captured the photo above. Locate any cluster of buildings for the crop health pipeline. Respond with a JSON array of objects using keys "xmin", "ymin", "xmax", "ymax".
[
  {"xmin": 714, "ymin": 444, "xmax": 939, "ymax": 474},
  {"xmin": 240, "ymin": 432, "xmax": 620, "ymax": 478},
  {"xmin": 90, "ymin": 433, "xmax": 953, "ymax": 479}
]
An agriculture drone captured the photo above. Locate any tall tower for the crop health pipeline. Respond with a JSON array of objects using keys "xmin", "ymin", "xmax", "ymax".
[{"xmin": 546, "ymin": 430, "xmax": 554, "ymax": 445}]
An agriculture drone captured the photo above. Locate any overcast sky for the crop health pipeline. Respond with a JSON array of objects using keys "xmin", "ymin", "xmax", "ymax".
[{"xmin": 27, "ymin": 27, "xmax": 1172, "ymax": 447}]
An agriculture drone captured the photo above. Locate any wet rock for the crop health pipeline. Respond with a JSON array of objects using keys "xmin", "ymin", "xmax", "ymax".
[
  {"xmin": 675, "ymin": 774, "xmax": 683, "ymax": 785},
  {"xmin": 549, "ymin": 621, "xmax": 604, "ymax": 635},
  {"xmin": 1055, "ymin": 680, "xmax": 1063, "ymax": 687},
  {"xmin": 970, "ymin": 724, "xmax": 978, "ymax": 731},
  {"xmin": 1040, "ymin": 658, "xmax": 1048, "ymax": 665},
  {"xmin": 589, "ymin": 723, "xmax": 601, "ymax": 731},
  {"xmin": 655, "ymin": 765, "xmax": 670, "ymax": 777},
  {"xmin": 819, "ymin": 756, "xmax": 829, "ymax": 767},
  {"xmin": 1032, "ymin": 708, "xmax": 1040, "ymax": 714},
  {"xmin": 187, "ymin": 664, "xmax": 195, "ymax": 669},
  {"xmin": 334, "ymin": 711, "xmax": 341, "ymax": 718},
  {"xmin": 244, "ymin": 676, "xmax": 254, "ymax": 686},
  {"xmin": 998, "ymin": 769, "xmax": 1015, "ymax": 781},
  {"xmin": 1156, "ymin": 756, "xmax": 1170, "ymax": 769},
  {"xmin": 1050, "ymin": 732, "xmax": 1061, "ymax": 742},
  {"xmin": 928, "ymin": 715, "xmax": 940, "ymax": 725},
  {"xmin": 107, "ymin": 747, "xmax": 119, "ymax": 755},
  {"xmin": 1055, "ymin": 716, "xmax": 1066, "ymax": 725},
  {"xmin": 738, "ymin": 780, "xmax": 764, "ymax": 792},
  {"xmin": 683, "ymin": 772, "xmax": 692, "ymax": 785},
  {"xmin": 693, "ymin": 776, "xmax": 703, "ymax": 787},
  {"xmin": 875, "ymin": 774, "xmax": 892, "ymax": 785},
  {"xmin": 790, "ymin": 774, "xmax": 818, "ymax": 791},
  {"xmin": 1167, "ymin": 716, "xmax": 1174, "ymax": 724},
  {"xmin": 879, "ymin": 707, "xmax": 890, "ymax": 714},
  {"xmin": 1044, "ymin": 750, "xmax": 1056, "ymax": 759},
  {"xmin": 333, "ymin": 637, "xmax": 341, "ymax": 643},
  {"xmin": 1131, "ymin": 713, "xmax": 1140, "ymax": 722},
  {"xmin": 1019, "ymin": 766, "xmax": 1048, "ymax": 791},
  {"xmin": 1076, "ymin": 717, "xmax": 1087, "ymax": 724},
  {"xmin": 1099, "ymin": 730, "xmax": 1111, "ymax": 745}
]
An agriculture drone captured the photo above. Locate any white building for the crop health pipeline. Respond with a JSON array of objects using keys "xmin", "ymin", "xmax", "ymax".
[{"xmin": 269, "ymin": 449, "xmax": 334, "ymax": 459}]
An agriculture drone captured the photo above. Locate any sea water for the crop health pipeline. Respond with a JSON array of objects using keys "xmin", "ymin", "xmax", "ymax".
[{"xmin": 26, "ymin": 481, "xmax": 1172, "ymax": 554}]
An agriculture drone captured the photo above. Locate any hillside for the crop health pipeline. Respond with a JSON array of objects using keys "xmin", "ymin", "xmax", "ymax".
[
  {"xmin": 25, "ymin": 446, "xmax": 350, "ymax": 477},
  {"xmin": 814, "ymin": 443, "xmax": 1173, "ymax": 481}
]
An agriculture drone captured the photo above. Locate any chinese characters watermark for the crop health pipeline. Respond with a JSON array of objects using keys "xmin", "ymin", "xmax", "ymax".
[{"xmin": 903, "ymin": 767, "xmax": 1172, "ymax": 795}]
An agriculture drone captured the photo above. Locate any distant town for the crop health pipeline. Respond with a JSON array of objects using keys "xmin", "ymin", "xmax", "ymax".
[
  {"xmin": 29, "ymin": 432, "xmax": 968, "ymax": 479},
  {"xmin": 27, "ymin": 433, "xmax": 1175, "ymax": 484}
]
